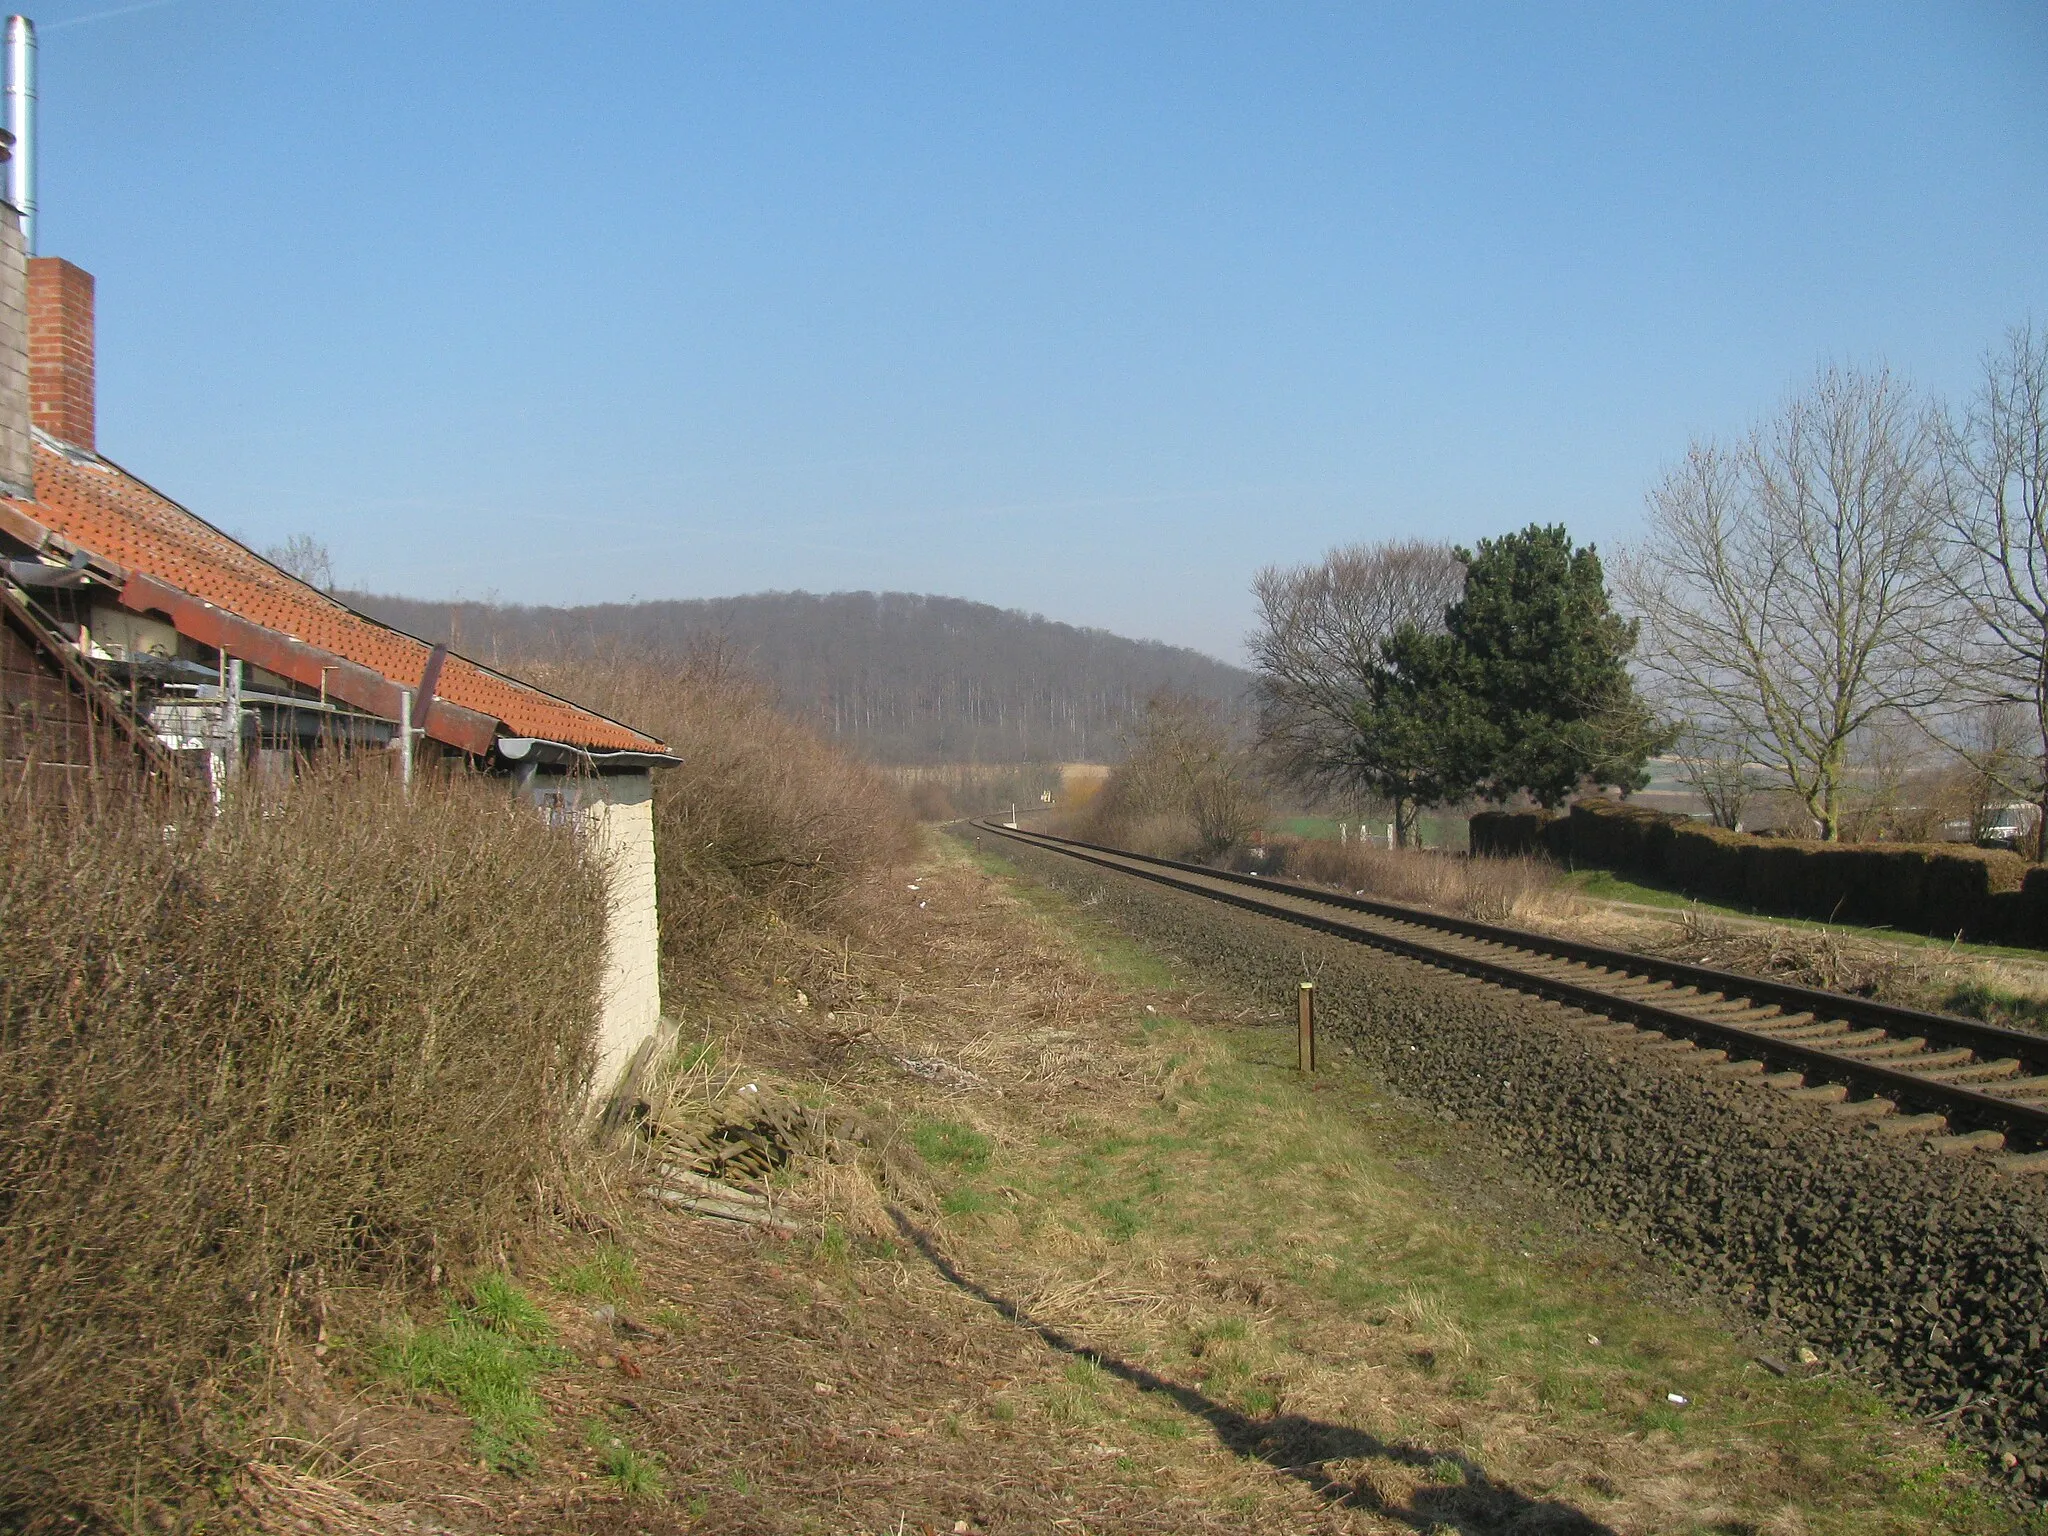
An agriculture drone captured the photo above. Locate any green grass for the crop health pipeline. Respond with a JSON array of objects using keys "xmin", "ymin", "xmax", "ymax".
[
  {"xmin": 1565, "ymin": 866, "xmax": 1698, "ymax": 910},
  {"xmin": 603, "ymin": 1445, "xmax": 663, "ymax": 1497},
  {"xmin": 941, "ymin": 1184, "xmax": 997, "ymax": 1216},
  {"xmin": 911, "ymin": 1117, "xmax": 993, "ymax": 1174},
  {"xmin": 673, "ymin": 1037, "xmax": 720, "ymax": 1074},
  {"xmin": 584, "ymin": 1418, "xmax": 666, "ymax": 1499},
  {"xmin": 373, "ymin": 1274, "xmax": 567, "ymax": 1469},
  {"xmin": 550, "ymin": 1240, "xmax": 640, "ymax": 1300}
]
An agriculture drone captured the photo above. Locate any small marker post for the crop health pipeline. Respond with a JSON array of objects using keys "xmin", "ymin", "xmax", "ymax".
[{"xmin": 1297, "ymin": 981, "xmax": 1316, "ymax": 1074}]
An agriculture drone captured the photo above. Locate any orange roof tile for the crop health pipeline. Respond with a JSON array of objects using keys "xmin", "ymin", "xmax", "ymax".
[{"xmin": 16, "ymin": 440, "xmax": 668, "ymax": 755}]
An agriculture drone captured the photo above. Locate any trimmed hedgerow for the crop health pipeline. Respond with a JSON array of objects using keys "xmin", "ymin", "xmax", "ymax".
[{"xmin": 1556, "ymin": 799, "xmax": 2036, "ymax": 944}]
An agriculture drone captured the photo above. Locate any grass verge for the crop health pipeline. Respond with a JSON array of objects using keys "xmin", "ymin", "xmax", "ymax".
[{"xmin": 940, "ymin": 834, "xmax": 2033, "ymax": 1535}]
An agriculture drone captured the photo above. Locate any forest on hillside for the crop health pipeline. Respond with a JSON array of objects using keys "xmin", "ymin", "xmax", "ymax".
[{"xmin": 346, "ymin": 589, "xmax": 1251, "ymax": 764}]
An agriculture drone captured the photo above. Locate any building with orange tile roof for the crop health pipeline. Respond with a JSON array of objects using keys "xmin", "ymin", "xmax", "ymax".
[{"xmin": 0, "ymin": 233, "xmax": 674, "ymax": 1100}]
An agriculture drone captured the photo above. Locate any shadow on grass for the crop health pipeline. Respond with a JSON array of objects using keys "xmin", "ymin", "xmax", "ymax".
[{"xmin": 892, "ymin": 1209, "xmax": 1617, "ymax": 1535}]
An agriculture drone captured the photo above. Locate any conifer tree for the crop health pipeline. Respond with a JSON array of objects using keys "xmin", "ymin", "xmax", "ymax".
[{"xmin": 1368, "ymin": 524, "xmax": 1666, "ymax": 808}]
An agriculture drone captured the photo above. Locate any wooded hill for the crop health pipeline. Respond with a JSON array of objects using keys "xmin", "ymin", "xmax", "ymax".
[{"xmin": 346, "ymin": 589, "xmax": 1251, "ymax": 765}]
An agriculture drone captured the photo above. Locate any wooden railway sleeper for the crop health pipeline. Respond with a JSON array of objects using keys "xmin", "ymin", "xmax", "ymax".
[
  {"xmin": 1589, "ymin": 974, "xmax": 1671, "ymax": 999},
  {"xmin": 1798, "ymin": 1026, "xmax": 1890, "ymax": 1050},
  {"xmin": 1789, "ymin": 1082, "xmax": 1850, "ymax": 1104},
  {"xmin": 1687, "ymin": 1002, "xmax": 1790, "ymax": 1023},
  {"xmin": 1741, "ymin": 1012, "xmax": 1823, "ymax": 1034},
  {"xmin": 1930, "ymin": 1129, "xmax": 2007, "ymax": 1155},
  {"xmin": 1750, "ymin": 1018, "xmax": 1854, "ymax": 1043}
]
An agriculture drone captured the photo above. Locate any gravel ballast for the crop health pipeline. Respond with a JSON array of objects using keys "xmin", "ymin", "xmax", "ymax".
[{"xmin": 965, "ymin": 826, "xmax": 2048, "ymax": 1500}]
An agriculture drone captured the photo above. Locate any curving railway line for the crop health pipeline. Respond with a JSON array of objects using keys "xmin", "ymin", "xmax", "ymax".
[{"xmin": 977, "ymin": 820, "xmax": 2048, "ymax": 1169}]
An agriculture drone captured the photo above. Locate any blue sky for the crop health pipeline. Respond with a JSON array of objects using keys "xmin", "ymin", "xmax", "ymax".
[{"xmin": 31, "ymin": 1, "xmax": 2048, "ymax": 661}]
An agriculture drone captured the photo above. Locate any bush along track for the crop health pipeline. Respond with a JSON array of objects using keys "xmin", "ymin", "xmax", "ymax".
[{"xmin": 959, "ymin": 824, "xmax": 2048, "ymax": 1506}]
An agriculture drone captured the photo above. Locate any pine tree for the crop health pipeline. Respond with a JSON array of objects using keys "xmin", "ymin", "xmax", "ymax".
[{"xmin": 1369, "ymin": 524, "xmax": 1666, "ymax": 809}]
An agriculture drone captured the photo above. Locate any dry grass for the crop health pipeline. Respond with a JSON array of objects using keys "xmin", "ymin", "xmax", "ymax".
[
  {"xmin": 1636, "ymin": 908, "xmax": 1946, "ymax": 998},
  {"xmin": 1269, "ymin": 836, "xmax": 1587, "ymax": 926},
  {"xmin": 1610, "ymin": 908, "xmax": 2048, "ymax": 1037},
  {"xmin": 0, "ymin": 759, "xmax": 607, "ymax": 1526}
]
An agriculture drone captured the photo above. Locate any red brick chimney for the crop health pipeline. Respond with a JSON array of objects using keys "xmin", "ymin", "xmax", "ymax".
[{"xmin": 28, "ymin": 256, "xmax": 92, "ymax": 452}]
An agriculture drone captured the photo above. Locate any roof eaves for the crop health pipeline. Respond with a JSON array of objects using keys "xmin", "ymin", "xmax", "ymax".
[
  {"xmin": 27, "ymin": 446, "xmax": 671, "ymax": 755},
  {"xmin": 120, "ymin": 570, "xmax": 504, "ymax": 756},
  {"xmin": 496, "ymin": 735, "xmax": 682, "ymax": 772},
  {"xmin": 81, "ymin": 449, "xmax": 671, "ymax": 754}
]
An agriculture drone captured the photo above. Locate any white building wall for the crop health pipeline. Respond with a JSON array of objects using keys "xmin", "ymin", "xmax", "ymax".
[{"xmin": 582, "ymin": 772, "xmax": 665, "ymax": 1097}]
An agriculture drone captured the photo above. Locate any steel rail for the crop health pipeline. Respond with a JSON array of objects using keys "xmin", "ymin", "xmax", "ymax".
[{"xmin": 974, "ymin": 821, "xmax": 2048, "ymax": 1152}]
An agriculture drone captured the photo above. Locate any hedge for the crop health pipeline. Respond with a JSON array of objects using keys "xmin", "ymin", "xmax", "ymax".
[
  {"xmin": 1467, "ymin": 809, "xmax": 1557, "ymax": 859},
  {"xmin": 1470, "ymin": 797, "xmax": 2040, "ymax": 947}
]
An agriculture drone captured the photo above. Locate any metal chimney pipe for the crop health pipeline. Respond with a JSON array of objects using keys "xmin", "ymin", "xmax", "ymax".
[{"xmin": 4, "ymin": 16, "xmax": 34, "ymax": 255}]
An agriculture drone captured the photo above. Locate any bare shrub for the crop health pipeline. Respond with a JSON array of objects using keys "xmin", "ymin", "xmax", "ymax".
[
  {"xmin": 1274, "ymin": 838, "xmax": 1581, "ymax": 926},
  {"xmin": 0, "ymin": 759, "xmax": 606, "ymax": 1522},
  {"xmin": 1082, "ymin": 692, "xmax": 1264, "ymax": 861},
  {"xmin": 905, "ymin": 779, "xmax": 958, "ymax": 821},
  {"xmin": 1936, "ymin": 322, "xmax": 2048, "ymax": 858},
  {"xmin": 1103, "ymin": 811, "xmax": 1212, "ymax": 860},
  {"xmin": 514, "ymin": 647, "xmax": 917, "ymax": 982}
]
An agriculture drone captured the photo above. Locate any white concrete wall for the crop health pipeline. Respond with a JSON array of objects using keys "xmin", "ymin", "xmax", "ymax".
[{"xmin": 581, "ymin": 772, "xmax": 665, "ymax": 1097}]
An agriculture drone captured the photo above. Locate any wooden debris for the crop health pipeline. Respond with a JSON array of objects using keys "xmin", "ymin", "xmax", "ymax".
[{"xmin": 648, "ymin": 1186, "xmax": 799, "ymax": 1233}]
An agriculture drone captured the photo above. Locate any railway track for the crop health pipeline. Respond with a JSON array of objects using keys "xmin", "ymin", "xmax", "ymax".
[{"xmin": 976, "ymin": 820, "xmax": 2048, "ymax": 1168}]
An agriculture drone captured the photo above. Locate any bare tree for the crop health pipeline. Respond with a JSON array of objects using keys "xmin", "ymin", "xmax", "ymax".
[
  {"xmin": 1248, "ymin": 540, "xmax": 1464, "ymax": 844},
  {"xmin": 1618, "ymin": 366, "xmax": 1958, "ymax": 841},
  {"xmin": 1668, "ymin": 716, "xmax": 1760, "ymax": 829},
  {"xmin": 262, "ymin": 533, "xmax": 337, "ymax": 591},
  {"xmin": 1935, "ymin": 323, "xmax": 2048, "ymax": 858},
  {"xmin": 1835, "ymin": 711, "xmax": 1950, "ymax": 843},
  {"xmin": 1084, "ymin": 690, "xmax": 1265, "ymax": 858}
]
